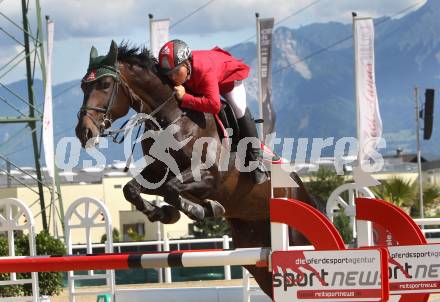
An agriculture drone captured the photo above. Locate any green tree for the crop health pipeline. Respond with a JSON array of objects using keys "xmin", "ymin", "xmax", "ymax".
[
  {"xmin": 333, "ymin": 207, "xmax": 354, "ymax": 244},
  {"xmin": 192, "ymin": 217, "xmax": 230, "ymax": 238},
  {"xmin": 372, "ymin": 177, "xmax": 440, "ymax": 218},
  {"xmin": 304, "ymin": 167, "xmax": 350, "ymax": 242},
  {"xmin": 32, "ymin": 231, "xmax": 66, "ymax": 296},
  {"xmin": 305, "ymin": 166, "xmax": 345, "ymax": 205},
  {"xmin": 126, "ymin": 228, "xmax": 144, "ymax": 241},
  {"xmin": 100, "ymin": 228, "xmax": 121, "ymax": 243},
  {"xmin": 372, "ymin": 177, "xmax": 414, "ymax": 208},
  {"xmin": 410, "ymin": 182, "xmax": 440, "ymax": 217}
]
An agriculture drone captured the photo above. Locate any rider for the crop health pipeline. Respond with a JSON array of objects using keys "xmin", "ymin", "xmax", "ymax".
[{"xmin": 158, "ymin": 39, "xmax": 268, "ymax": 184}]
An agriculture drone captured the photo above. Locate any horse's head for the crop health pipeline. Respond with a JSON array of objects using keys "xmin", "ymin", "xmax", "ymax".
[{"xmin": 75, "ymin": 41, "xmax": 130, "ymax": 148}]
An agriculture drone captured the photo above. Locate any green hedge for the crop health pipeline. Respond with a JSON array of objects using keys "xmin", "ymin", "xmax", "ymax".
[{"xmin": 0, "ymin": 231, "xmax": 66, "ymax": 297}]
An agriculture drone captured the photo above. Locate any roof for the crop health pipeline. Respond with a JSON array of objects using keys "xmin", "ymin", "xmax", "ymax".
[
  {"xmin": 382, "ymin": 153, "xmax": 427, "ymax": 163},
  {"xmin": 2, "ymin": 153, "xmax": 438, "ymax": 188},
  {"xmin": 0, "ymin": 160, "xmax": 131, "ymax": 188},
  {"xmin": 422, "ymin": 160, "xmax": 440, "ymax": 171}
]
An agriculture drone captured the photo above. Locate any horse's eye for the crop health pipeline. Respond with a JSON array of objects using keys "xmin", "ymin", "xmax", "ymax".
[{"xmin": 101, "ymin": 82, "xmax": 111, "ymax": 90}]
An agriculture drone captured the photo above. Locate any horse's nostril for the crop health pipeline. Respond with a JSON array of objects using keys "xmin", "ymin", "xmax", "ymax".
[{"xmin": 84, "ymin": 127, "xmax": 93, "ymax": 142}]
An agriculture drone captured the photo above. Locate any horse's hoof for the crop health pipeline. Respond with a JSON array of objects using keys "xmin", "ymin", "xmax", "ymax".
[
  {"xmin": 251, "ymin": 166, "xmax": 269, "ymax": 184},
  {"xmin": 179, "ymin": 201, "xmax": 205, "ymax": 221},
  {"xmin": 160, "ymin": 205, "xmax": 181, "ymax": 224},
  {"xmin": 145, "ymin": 208, "xmax": 162, "ymax": 222},
  {"xmin": 204, "ymin": 199, "xmax": 225, "ymax": 218},
  {"xmin": 146, "ymin": 206, "xmax": 181, "ymax": 224},
  {"xmin": 185, "ymin": 207, "xmax": 205, "ymax": 221}
]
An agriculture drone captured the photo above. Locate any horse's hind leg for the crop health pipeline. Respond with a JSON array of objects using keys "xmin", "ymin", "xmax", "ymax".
[
  {"xmin": 123, "ymin": 178, "xmax": 181, "ymax": 224},
  {"xmin": 228, "ymin": 218, "xmax": 273, "ymax": 299},
  {"xmin": 287, "ymin": 172, "xmax": 321, "ymax": 244}
]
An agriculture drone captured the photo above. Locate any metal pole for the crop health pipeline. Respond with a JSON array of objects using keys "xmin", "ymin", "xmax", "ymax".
[
  {"xmin": 149, "ymin": 16, "xmax": 164, "ymax": 283},
  {"xmin": 6, "ymin": 160, "xmax": 11, "ymax": 188},
  {"xmin": 223, "ymin": 235, "xmax": 231, "ymax": 280},
  {"xmin": 149, "ymin": 14, "xmax": 153, "ymax": 46},
  {"xmin": 352, "ymin": 12, "xmax": 373, "ymax": 245},
  {"xmin": 21, "ymin": 0, "xmax": 47, "ymax": 230},
  {"xmin": 415, "ymin": 87, "xmax": 424, "ymax": 219},
  {"xmin": 352, "ymin": 12, "xmax": 360, "ymax": 164},
  {"xmin": 256, "ymin": 12, "xmax": 263, "ymax": 139},
  {"xmin": 35, "ymin": 0, "xmax": 46, "ymax": 86},
  {"xmin": 163, "ymin": 233, "xmax": 172, "ymax": 283},
  {"xmin": 154, "ymin": 199, "xmax": 163, "ymax": 283},
  {"xmin": 44, "ymin": 15, "xmax": 58, "ymax": 238}
]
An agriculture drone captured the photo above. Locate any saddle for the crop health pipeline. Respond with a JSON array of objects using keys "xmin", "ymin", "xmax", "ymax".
[
  {"xmin": 216, "ymin": 100, "xmax": 240, "ymax": 150},
  {"xmin": 215, "ymin": 101, "xmax": 284, "ymax": 164}
]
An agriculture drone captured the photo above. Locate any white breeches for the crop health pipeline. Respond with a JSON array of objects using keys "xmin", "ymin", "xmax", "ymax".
[{"xmin": 223, "ymin": 80, "xmax": 247, "ymax": 119}]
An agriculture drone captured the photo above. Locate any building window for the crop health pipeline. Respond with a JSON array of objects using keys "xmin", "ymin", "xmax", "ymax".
[
  {"xmin": 114, "ymin": 184, "xmax": 122, "ymax": 189},
  {"xmin": 123, "ymin": 223, "xmax": 145, "ymax": 241}
]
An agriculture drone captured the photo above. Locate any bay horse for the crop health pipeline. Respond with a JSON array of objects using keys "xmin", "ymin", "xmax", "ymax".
[{"xmin": 75, "ymin": 41, "xmax": 316, "ymax": 298}]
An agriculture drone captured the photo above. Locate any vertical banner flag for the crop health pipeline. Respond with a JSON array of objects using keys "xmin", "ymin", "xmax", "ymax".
[
  {"xmin": 43, "ymin": 20, "xmax": 55, "ymax": 178},
  {"xmin": 258, "ymin": 17, "xmax": 275, "ymax": 140},
  {"xmin": 150, "ymin": 18, "xmax": 170, "ymax": 59},
  {"xmin": 354, "ymin": 17, "xmax": 383, "ymax": 170}
]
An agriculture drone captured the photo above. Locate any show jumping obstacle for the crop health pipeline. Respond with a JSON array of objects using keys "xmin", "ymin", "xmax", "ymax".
[
  {"xmin": 0, "ymin": 197, "xmax": 342, "ymax": 273},
  {"xmin": 1, "ymin": 196, "xmax": 438, "ymax": 302},
  {"xmin": 1, "ymin": 166, "xmax": 439, "ymax": 302}
]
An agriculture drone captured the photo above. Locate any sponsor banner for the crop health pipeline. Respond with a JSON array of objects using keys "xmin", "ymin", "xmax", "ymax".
[
  {"xmin": 388, "ymin": 244, "xmax": 440, "ymax": 294},
  {"xmin": 43, "ymin": 20, "xmax": 55, "ymax": 178},
  {"xmin": 258, "ymin": 17, "xmax": 275, "ymax": 140},
  {"xmin": 272, "ymin": 248, "xmax": 388, "ymax": 301},
  {"xmin": 150, "ymin": 19, "xmax": 170, "ymax": 58},
  {"xmin": 353, "ymin": 17, "xmax": 383, "ymax": 170}
]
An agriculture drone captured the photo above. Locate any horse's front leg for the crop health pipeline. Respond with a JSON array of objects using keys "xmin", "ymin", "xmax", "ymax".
[
  {"xmin": 123, "ymin": 178, "xmax": 181, "ymax": 224},
  {"xmin": 162, "ymin": 167, "xmax": 225, "ymax": 221}
]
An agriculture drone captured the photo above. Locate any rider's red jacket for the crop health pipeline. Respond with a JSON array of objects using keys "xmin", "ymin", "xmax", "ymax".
[{"xmin": 180, "ymin": 47, "xmax": 249, "ymax": 114}]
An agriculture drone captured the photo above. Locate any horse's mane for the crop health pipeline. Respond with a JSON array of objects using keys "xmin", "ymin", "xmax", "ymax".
[{"xmin": 117, "ymin": 42, "xmax": 158, "ymax": 73}]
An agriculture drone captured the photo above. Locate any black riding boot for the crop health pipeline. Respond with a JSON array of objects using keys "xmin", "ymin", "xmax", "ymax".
[{"xmin": 237, "ymin": 109, "xmax": 269, "ymax": 184}]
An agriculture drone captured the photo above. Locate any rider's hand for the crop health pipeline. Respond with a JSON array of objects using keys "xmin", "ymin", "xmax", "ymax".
[{"xmin": 174, "ymin": 85, "xmax": 186, "ymax": 102}]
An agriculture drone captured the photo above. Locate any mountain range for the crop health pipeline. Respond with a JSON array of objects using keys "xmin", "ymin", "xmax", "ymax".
[{"xmin": 1, "ymin": 0, "xmax": 440, "ymax": 167}]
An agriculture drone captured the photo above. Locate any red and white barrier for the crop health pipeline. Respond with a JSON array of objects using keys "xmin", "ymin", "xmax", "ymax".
[{"xmin": 0, "ymin": 248, "xmax": 269, "ymax": 273}]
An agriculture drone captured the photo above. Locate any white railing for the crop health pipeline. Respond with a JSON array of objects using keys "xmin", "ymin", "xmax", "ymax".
[
  {"xmin": 71, "ymin": 237, "xmax": 232, "ymax": 252},
  {"xmin": 414, "ymin": 218, "xmax": 440, "ymax": 243}
]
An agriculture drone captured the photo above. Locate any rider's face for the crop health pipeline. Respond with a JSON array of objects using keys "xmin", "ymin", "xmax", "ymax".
[{"xmin": 168, "ymin": 64, "xmax": 188, "ymax": 86}]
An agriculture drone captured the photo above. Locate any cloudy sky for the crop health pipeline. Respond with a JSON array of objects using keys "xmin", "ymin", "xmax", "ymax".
[{"xmin": 0, "ymin": 0, "xmax": 426, "ymax": 85}]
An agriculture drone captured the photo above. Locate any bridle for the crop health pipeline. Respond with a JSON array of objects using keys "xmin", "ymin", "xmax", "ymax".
[
  {"xmin": 78, "ymin": 72, "xmax": 120, "ymax": 136},
  {"xmin": 78, "ymin": 68, "xmax": 176, "ymax": 143}
]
